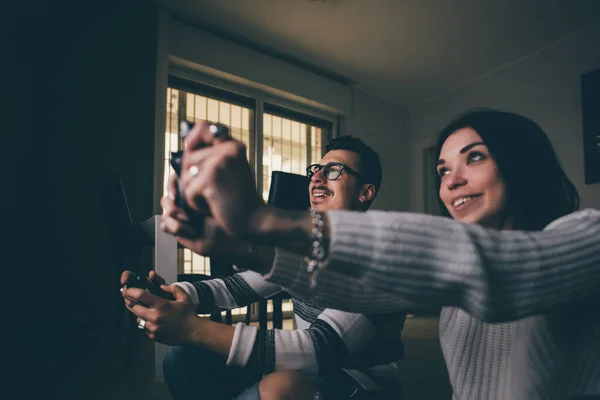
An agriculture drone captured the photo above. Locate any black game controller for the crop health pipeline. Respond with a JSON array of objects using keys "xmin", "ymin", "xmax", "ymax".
[{"xmin": 121, "ymin": 274, "xmax": 175, "ymax": 301}]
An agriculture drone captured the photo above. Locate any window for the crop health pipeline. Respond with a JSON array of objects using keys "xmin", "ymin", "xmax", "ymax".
[
  {"xmin": 163, "ymin": 77, "xmax": 333, "ymax": 278},
  {"xmin": 262, "ymin": 104, "xmax": 327, "ymax": 202}
]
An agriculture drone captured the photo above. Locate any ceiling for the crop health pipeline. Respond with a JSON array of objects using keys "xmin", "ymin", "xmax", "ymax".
[{"xmin": 153, "ymin": 0, "xmax": 600, "ymax": 109}]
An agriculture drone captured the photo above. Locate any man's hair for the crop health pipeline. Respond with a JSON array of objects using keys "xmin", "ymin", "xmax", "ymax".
[
  {"xmin": 325, "ymin": 135, "xmax": 383, "ymax": 207},
  {"xmin": 434, "ymin": 109, "xmax": 579, "ymax": 230}
]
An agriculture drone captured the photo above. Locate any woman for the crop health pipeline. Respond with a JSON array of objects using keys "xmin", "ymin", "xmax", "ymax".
[{"xmin": 171, "ymin": 111, "xmax": 600, "ymax": 399}]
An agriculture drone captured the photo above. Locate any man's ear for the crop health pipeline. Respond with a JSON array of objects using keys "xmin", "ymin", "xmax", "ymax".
[{"xmin": 359, "ymin": 183, "xmax": 376, "ymax": 204}]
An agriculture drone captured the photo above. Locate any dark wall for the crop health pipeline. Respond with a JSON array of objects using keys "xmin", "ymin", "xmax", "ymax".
[{"xmin": 14, "ymin": 1, "xmax": 160, "ymax": 397}]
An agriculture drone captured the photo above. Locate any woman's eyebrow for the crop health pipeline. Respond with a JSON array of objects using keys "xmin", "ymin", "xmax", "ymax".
[
  {"xmin": 438, "ymin": 141, "xmax": 486, "ymax": 165},
  {"xmin": 460, "ymin": 141, "xmax": 485, "ymax": 153}
]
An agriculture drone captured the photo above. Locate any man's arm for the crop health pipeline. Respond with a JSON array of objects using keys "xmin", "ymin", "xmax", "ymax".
[
  {"xmin": 181, "ymin": 306, "xmax": 389, "ymax": 376},
  {"xmin": 226, "ymin": 307, "xmax": 383, "ymax": 375},
  {"xmin": 175, "ymin": 270, "xmax": 282, "ymax": 313},
  {"xmin": 185, "ymin": 317, "xmax": 236, "ymax": 357}
]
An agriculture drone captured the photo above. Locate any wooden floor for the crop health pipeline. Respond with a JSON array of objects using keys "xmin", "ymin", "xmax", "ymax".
[{"xmin": 399, "ymin": 315, "xmax": 452, "ymax": 400}]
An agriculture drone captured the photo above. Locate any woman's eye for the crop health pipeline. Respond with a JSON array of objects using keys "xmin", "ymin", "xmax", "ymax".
[
  {"xmin": 437, "ymin": 167, "xmax": 450, "ymax": 177},
  {"xmin": 468, "ymin": 151, "xmax": 485, "ymax": 162}
]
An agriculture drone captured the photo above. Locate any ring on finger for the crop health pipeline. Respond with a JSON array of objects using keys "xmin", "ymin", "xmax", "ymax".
[{"xmin": 189, "ymin": 165, "xmax": 199, "ymax": 177}]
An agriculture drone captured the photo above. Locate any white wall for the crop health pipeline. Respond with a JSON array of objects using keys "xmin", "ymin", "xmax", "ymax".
[
  {"xmin": 409, "ymin": 24, "xmax": 600, "ymax": 213},
  {"xmin": 341, "ymin": 89, "xmax": 412, "ymax": 211},
  {"xmin": 168, "ymin": 19, "xmax": 352, "ymax": 115}
]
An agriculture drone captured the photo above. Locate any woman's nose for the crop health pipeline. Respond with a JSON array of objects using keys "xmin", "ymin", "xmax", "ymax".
[{"xmin": 444, "ymin": 169, "xmax": 467, "ymax": 190}]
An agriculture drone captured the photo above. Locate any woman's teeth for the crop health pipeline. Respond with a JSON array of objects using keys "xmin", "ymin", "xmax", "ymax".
[{"xmin": 453, "ymin": 196, "xmax": 476, "ymax": 207}]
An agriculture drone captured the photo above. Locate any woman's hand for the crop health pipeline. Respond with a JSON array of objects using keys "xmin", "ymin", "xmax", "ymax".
[
  {"xmin": 161, "ymin": 173, "xmax": 230, "ymax": 256},
  {"xmin": 178, "ymin": 121, "xmax": 267, "ymax": 238}
]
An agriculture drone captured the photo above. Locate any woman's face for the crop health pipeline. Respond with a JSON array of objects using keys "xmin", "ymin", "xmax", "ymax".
[{"xmin": 437, "ymin": 128, "xmax": 510, "ymax": 229}]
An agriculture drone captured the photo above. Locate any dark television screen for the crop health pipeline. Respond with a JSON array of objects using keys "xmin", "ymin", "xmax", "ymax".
[{"xmin": 100, "ymin": 173, "xmax": 138, "ymax": 274}]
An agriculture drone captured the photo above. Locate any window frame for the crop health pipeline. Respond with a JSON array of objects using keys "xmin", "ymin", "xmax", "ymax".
[{"xmin": 157, "ymin": 66, "xmax": 339, "ymax": 207}]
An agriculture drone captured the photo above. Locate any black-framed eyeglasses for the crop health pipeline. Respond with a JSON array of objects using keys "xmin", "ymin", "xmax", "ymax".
[{"xmin": 306, "ymin": 162, "xmax": 361, "ymax": 181}]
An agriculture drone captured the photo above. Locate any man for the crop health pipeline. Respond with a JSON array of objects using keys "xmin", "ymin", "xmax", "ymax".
[{"xmin": 122, "ymin": 133, "xmax": 405, "ymax": 399}]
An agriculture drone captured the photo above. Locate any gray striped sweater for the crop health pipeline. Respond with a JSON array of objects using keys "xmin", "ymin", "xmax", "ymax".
[
  {"xmin": 265, "ymin": 209, "xmax": 600, "ymax": 400},
  {"xmin": 175, "ymin": 270, "xmax": 406, "ymax": 378}
]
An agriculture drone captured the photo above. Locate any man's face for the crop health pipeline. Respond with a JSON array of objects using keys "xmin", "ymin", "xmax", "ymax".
[{"xmin": 308, "ymin": 149, "xmax": 366, "ymax": 212}]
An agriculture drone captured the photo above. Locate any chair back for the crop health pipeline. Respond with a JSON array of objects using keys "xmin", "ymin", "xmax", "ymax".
[{"xmin": 267, "ymin": 171, "xmax": 310, "ymax": 209}]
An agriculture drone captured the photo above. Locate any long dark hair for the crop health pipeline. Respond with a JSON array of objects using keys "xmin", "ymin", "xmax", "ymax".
[{"xmin": 434, "ymin": 109, "xmax": 579, "ymax": 231}]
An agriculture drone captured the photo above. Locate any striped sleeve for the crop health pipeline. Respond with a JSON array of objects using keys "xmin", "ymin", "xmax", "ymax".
[
  {"xmin": 316, "ymin": 208, "xmax": 600, "ymax": 323},
  {"xmin": 226, "ymin": 308, "xmax": 379, "ymax": 375},
  {"xmin": 174, "ymin": 270, "xmax": 283, "ymax": 313}
]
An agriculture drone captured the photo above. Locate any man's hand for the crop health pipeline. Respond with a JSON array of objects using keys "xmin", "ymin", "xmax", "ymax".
[
  {"xmin": 120, "ymin": 270, "xmax": 167, "ymax": 309},
  {"xmin": 122, "ymin": 284, "xmax": 199, "ymax": 346},
  {"xmin": 179, "ymin": 121, "xmax": 267, "ymax": 238}
]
